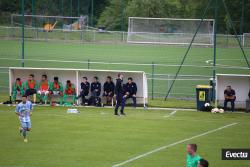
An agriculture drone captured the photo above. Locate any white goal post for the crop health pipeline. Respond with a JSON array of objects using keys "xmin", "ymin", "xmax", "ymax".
[
  {"xmin": 216, "ymin": 74, "xmax": 250, "ymax": 108},
  {"xmin": 243, "ymin": 33, "xmax": 250, "ymax": 47},
  {"xmin": 9, "ymin": 67, "xmax": 148, "ymax": 106},
  {"xmin": 127, "ymin": 17, "xmax": 214, "ymax": 46}
]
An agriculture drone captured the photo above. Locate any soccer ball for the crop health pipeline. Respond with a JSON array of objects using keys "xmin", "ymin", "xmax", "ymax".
[
  {"xmin": 211, "ymin": 108, "xmax": 224, "ymax": 114},
  {"xmin": 219, "ymin": 109, "xmax": 224, "ymax": 113},
  {"xmin": 211, "ymin": 108, "xmax": 219, "ymax": 113},
  {"xmin": 204, "ymin": 103, "xmax": 210, "ymax": 107}
]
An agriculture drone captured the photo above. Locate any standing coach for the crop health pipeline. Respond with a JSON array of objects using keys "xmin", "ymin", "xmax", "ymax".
[{"xmin": 114, "ymin": 73, "xmax": 125, "ymax": 115}]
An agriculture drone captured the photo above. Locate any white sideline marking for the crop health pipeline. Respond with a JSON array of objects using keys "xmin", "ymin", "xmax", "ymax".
[
  {"xmin": 112, "ymin": 122, "xmax": 238, "ymax": 167},
  {"xmin": 163, "ymin": 110, "xmax": 177, "ymax": 118}
]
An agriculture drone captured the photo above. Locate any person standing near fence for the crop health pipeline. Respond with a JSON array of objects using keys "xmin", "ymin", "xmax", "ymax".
[{"xmin": 114, "ymin": 73, "xmax": 125, "ymax": 116}]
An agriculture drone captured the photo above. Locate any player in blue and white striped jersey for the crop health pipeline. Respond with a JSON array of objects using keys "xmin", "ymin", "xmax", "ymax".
[{"xmin": 15, "ymin": 95, "xmax": 33, "ymax": 142}]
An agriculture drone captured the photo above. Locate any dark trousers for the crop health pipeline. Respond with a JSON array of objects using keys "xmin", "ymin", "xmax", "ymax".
[
  {"xmin": 25, "ymin": 89, "xmax": 37, "ymax": 96},
  {"xmin": 89, "ymin": 91, "xmax": 101, "ymax": 106},
  {"xmin": 114, "ymin": 94, "xmax": 125, "ymax": 114},
  {"xmin": 78, "ymin": 91, "xmax": 89, "ymax": 104},
  {"xmin": 224, "ymin": 99, "xmax": 235, "ymax": 112},
  {"xmin": 103, "ymin": 92, "xmax": 114, "ymax": 104},
  {"xmin": 124, "ymin": 95, "xmax": 137, "ymax": 108}
]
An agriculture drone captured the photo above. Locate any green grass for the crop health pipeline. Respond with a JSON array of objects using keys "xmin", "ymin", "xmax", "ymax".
[
  {"xmin": 0, "ymin": 105, "xmax": 250, "ymax": 167},
  {"xmin": 0, "ymin": 38, "xmax": 249, "ymax": 102}
]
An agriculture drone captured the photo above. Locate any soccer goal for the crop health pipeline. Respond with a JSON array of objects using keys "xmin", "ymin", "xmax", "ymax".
[
  {"xmin": 216, "ymin": 74, "xmax": 250, "ymax": 109},
  {"xmin": 243, "ymin": 33, "xmax": 250, "ymax": 47},
  {"xmin": 9, "ymin": 67, "xmax": 148, "ymax": 106},
  {"xmin": 127, "ymin": 17, "xmax": 214, "ymax": 46},
  {"xmin": 11, "ymin": 14, "xmax": 88, "ymax": 31}
]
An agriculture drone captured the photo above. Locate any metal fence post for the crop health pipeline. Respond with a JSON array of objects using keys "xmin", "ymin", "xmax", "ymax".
[
  {"xmin": 87, "ymin": 59, "xmax": 90, "ymax": 69},
  {"xmin": 151, "ymin": 62, "xmax": 155, "ymax": 99}
]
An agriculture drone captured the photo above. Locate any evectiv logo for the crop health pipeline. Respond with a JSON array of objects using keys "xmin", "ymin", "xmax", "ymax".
[{"xmin": 222, "ymin": 149, "xmax": 250, "ymax": 160}]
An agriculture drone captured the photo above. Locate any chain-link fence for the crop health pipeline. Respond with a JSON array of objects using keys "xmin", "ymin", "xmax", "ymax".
[
  {"xmin": 0, "ymin": 59, "xmax": 249, "ymax": 101},
  {"xmin": 0, "ymin": 26, "xmax": 249, "ymax": 101},
  {"xmin": 1, "ymin": 26, "xmax": 250, "ymax": 47}
]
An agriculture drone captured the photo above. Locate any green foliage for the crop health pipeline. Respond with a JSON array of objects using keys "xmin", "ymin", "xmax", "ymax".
[
  {"xmin": 0, "ymin": 0, "xmax": 249, "ymax": 32},
  {"xmin": 97, "ymin": 0, "xmax": 123, "ymax": 30},
  {"xmin": 97, "ymin": 0, "xmax": 250, "ymax": 32}
]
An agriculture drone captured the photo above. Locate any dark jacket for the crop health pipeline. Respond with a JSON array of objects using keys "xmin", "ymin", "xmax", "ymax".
[
  {"xmin": 91, "ymin": 82, "xmax": 101, "ymax": 94},
  {"xmin": 80, "ymin": 82, "xmax": 90, "ymax": 94},
  {"xmin": 115, "ymin": 78, "xmax": 123, "ymax": 95},
  {"xmin": 124, "ymin": 82, "xmax": 137, "ymax": 95},
  {"xmin": 104, "ymin": 81, "xmax": 115, "ymax": 93},
  {"xmin": 224, "ymin": 89, "xmax": 235, "ymax": 97}
]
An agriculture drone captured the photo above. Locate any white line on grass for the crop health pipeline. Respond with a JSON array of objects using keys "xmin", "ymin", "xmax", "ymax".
[
  {"xmin": 163, "ymin": 110, "xmax": 177, "ymax": 118},
  {"xmin": 112, "ymin": 122, "xmax": 238, "ymax": 167}
]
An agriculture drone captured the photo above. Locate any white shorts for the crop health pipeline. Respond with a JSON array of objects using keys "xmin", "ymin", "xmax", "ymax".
[{"xmin": 37, "ymin": 90, "xmax": 49, "ymax": 95}]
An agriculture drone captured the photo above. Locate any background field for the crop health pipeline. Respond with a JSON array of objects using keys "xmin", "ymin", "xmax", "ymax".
[
  {"xmin": 0, "ymin": 106, "xmax": 250, "ymax": 167},
  {"xmin": 0, "ymin": 37, "xmax": 249, "ymax": 105}
]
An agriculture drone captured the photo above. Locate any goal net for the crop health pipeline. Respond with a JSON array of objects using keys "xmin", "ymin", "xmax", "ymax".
[
  {"xmin": 127, "ymin": 17, "xmax": 214, "ymax": 46},
  {"xmin": 11, "ymin": 14, "xmax": 88, "ymax": 31}
]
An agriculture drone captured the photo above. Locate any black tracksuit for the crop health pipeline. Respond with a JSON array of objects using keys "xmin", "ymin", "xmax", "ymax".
[
  {"xmin": 91, "ymin": 82, "xmax": 101, "ymax": 97},
  {"xmin": 103, "ymin": 81, "xmax": 115, "ymax": 97},
  {"xmin": 79, "ymin": 81, "xmax": 90, "ymax": 104},
  {"xmin": 90, "ymin": 81, "xmax": 101, "ymax": 105},
  {"xmin": 124, "ymin": 82, "xmax": 137, "ymax": 107},
  {"xmin": 114, "ymin": 78, "xmax": 124, "ymax": 114}
]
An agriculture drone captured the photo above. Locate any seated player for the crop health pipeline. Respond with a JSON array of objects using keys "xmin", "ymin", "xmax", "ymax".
[
  {"xmin": 123, "ymin": 77, "xmax": 137, "ymax": 108},
  {"xmin": 78, "ymin": 77, "xmax": 90, "ymax": 105},
  {"xmin": 224, "ymin": 85, "xmax": 236, "ymax": 112},
  {"xmin": 49, "ymin": 77, "xmax": 63, "ymax": 105},
  {"xmin": 89, "ymin": 76, "xmax": 101, "ymax": 106},
  {"xmin": 12, "ymin": 78, "xmax": 25, "ymax": 103},
  {"xmin": 25, "ymin": 74, "xmax": 38, "ymax": 103},
  {"xmin": 103, "ymin": 76, "xmax": 115, "ymax": 105},
  {"xmin": 63, "ymin": 80, "xmax": 76, "ymax": 105},
  {"xmin": 37, "ymin": 74, "xmax": 50, "ymax": 104}
]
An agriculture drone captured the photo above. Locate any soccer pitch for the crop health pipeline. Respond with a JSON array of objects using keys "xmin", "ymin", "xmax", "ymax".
[
  {"xmin": 0, "ymin": 105, "xmax": 250, "ymax": 167},
  {"xmin": 0, "ymin": 39, "xmax": 249, "ymax": 100}
]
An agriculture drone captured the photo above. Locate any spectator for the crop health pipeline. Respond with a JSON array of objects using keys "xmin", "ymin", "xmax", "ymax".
[
  {"xmin": 186, "ymin": 144, "xmax": 201, "ymax": 167},
  {"xmin": 25, "ymin": 74, "xmax": 38, "ymax": 103},
  {"xmin": 12, "ymin": 78, "xmax": 25, "ymax": 102},
  {"xmin": 224, "ymin": 85, "xmax": 236, "ymax": 112},
  {"xmin": 78, "ymin": 77, "xmax": 90, "ymax": 105},
  {"xmin": 123, "ymin": 77, "xmax": 137, "ymax": 108},
  {"xmin": 103, "ymin": 76, "xmax": 115, "ymax": 105}
]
